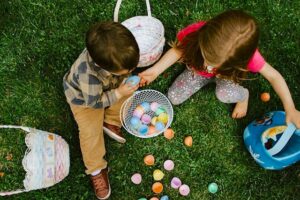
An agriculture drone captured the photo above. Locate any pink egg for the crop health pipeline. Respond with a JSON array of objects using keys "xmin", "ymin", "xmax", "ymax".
[
  {"xmin": 171, "ymin": 177, "xmax": 182, "ymax": 189},
  {"xmin": 133, "ymin": 109, "xmax": 144, "ymax": 118},
  {"xmin": 150, "ymin": 102, "xmax": 160, "ymax": 112},
  {"xmin": 141, "ymin": 114, "xmax": 151, "ymax": 124},
  {"xmin": 163, "ymin": 160, "xmax": 174, "ymax": 171},
  {"xmin": 179, "ymin": 184, "xmax": 190, "ymax": 196},
  {"xmin": 131, "ymin": 173, "xmax": 142, "ymax": 184}
]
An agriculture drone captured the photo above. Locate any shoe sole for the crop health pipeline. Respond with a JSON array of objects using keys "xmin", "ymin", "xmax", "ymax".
[{"xmin": 103, "ymin": 127, "xmax": 126, "ymax": 143}]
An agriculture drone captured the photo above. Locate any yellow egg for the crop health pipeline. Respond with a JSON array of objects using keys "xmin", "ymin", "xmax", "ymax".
[
  {"xmin": 158, "ymin": 113, "xmax": 168, "ymax": 124},
  {"xmin": 153, "ymin": 169, "xmax": 164, "ymax": 181},
  {"xmin": 184, "ymin": 136, "xmax": 193, "ymax": 147},
  {"xmin": 151, "ymin": 116, "xmax": 158, "ymax": 126},
  {"xmin": 144, "ymin": 154, "xmax": 155, "ymax": 166}
]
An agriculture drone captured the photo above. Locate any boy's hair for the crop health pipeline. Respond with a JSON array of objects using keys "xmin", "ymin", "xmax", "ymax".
[
  {"xmin": 86, "ymin": 21, "xmax": 139, "ymax": 73},
  {"xmin": 174, "ymin": 10, "xmax": 259, "ymax": 83}
]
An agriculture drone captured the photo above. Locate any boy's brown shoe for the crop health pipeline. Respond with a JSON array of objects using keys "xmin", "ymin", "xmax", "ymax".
[
  {"xmin": 103, "ymin": 122, "xmax": 126, "ymax": 143},
  {"xmin": 90, "ymin": 168, "xmax": 111, "ymax": 200}
]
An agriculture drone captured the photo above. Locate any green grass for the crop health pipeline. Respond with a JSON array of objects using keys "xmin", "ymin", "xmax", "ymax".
[{"xmin": 0, "ymin": 0, "xmax": 300, "ymax": 199}]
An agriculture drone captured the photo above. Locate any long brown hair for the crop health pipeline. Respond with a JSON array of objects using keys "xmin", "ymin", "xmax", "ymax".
[{"xmin": 175, "ymin": 10, "xmax": 259, "ymax": 83}]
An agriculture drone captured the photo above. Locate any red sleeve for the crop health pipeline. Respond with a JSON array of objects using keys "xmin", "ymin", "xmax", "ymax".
[
  {"xmin": 247, "ymin": 49, "xmax": 266, "ymax": 73},
  {"xmin": 177, "ymin": 21, "xmax": 206, "ymax": 42}
]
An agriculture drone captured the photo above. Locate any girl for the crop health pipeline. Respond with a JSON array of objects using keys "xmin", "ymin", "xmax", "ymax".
[{"xmin": 139, "ymin": 10, "xmax": 300, "ymax": 128}]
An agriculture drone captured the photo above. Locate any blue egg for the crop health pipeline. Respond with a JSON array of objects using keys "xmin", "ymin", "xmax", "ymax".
[
  {"xmin": 138, "ymin": 124, "xmax": 149, "ymax": 135},
  {"xmin": 155, "ymin": 122, "xmax": 165, "ymax": 132},
  {"xmin": 140, "ymin": 102, "xmax": 150, "ymax": 112},
  {"xmin": 125, "ymin": 76, "xmax": 140, "ymax": 86},
  {"xmin": 130, "ymin": 117, "xmax": 141, "ymax": 129},
  {"xmin": 160, "ymin": 195, "xmax": 169, "ymax": 200}
]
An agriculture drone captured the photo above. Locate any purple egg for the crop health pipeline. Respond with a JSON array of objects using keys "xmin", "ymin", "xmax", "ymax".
[
  {"xmin": 171, "ymin": 177, "xmax": 182, "ymax": 189},
  {"xmin": 133, "ymin": 108, "xmax": 144, "ymax": 118},
  {"xmin": 179, "ymin": 184, "xmax": 190, "ymax": 196},
  {"xmin": 141, "ymin": 114, "xmax": 151, "ymax": 124}
]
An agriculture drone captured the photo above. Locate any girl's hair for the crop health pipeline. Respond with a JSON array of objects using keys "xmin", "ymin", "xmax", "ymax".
[
  {"xmin": 174, "ymin": 10, "xmax": 259, "ymax": 83},
  {"xmin": 86, "ymin": 21, "xmax": 139, "ymax": 73}
]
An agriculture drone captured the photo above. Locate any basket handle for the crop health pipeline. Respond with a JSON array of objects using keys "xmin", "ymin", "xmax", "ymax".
[{"xmin": 114, "ymin": 0, "xmax": 152, "ymax": 22}]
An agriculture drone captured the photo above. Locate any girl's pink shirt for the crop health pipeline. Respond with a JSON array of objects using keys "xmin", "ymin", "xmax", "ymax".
[{"xmin": 177, "ymin": 21, "xmax": 266, "ymax": 78}]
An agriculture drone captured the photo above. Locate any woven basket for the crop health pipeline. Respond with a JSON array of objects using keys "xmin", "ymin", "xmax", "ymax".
[
  {"xmin": 120, "ymin": 90, "xmax": 173, "ymax": 138},
  {"xmin": 114, "ymin": 0, "xmax": 165, "ymax": 67}
]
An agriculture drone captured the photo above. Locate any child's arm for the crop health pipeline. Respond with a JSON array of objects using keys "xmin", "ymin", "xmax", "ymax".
[
  {"xmin": 259, "ymin": 62, "xmax": 300, "ymax": 128},
  {"xmin": 139, "ymin": 47, "xmax": 182, "ymax": 86}
]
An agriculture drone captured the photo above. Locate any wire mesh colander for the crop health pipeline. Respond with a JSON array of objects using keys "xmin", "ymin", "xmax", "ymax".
[{"xmin": 120, "ymin": 90, "xmax": 173, "ymax": 138}]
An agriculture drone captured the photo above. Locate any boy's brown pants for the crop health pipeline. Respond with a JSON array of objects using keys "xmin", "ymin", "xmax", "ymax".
[{"xmin": 70, "ymin": 96, "xmax": 128, "ymax": 174}]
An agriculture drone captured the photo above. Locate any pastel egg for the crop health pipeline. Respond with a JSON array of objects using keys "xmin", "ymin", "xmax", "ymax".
[
  {"xmin": 151, "ymin": 116, "xmax": 158, "ymax": 126},
  {"xmin": 184, "ymin": 136, "xmax": 193, "ymax": 147},
  {"xmin": 150, "ymin": 198, "xmax": 159, "ymax": 200},
  {"xmin": 131, "ymin": 173, "xmax": 142, "ymax": 184},
  {"xmin": 148, "ymin": 125, "xmax": 157, "ymax": 135},
  {"xmin": 130, "ymin": 117, "xmax": 141, "ymax": 129},
  {"xmin": 133, "ymin": 109, "xmax": 144, "ymax": 118},
  {"xmin": 158, "ymin": 113, "xmax": 168, "ymax": 124},
  {"xmin": 208, "ymin": 182, "xmax": 218, "ymax": 194},
  {"xmin": 138, "ymin": 198, "xmax": 147, "ymax": 200},
  {"xmin": 141, "ymin": 114, "xmax": 152, "ymax": 124},
  {"xmin": 171, "ymin": 177, "xmax": 182, "ymax": 189},
  {"xmin": 164, "ymin": 128, "xmax": 174, "ymax": 140},
  {"xmin": 163, "ymin": 160, "xmax": 174, "ymax": 171},
  {"xmin": 153, "ymin": 169, "xmax": 164, "ymax": 181},
  {"xmin": 152, "ymin": 182, "xmax": 163, "ymax": 194},
  {"xmin": 140, "ymin": 102, "xmax": 150, "ymax": 112},
  {"xmin": 125, "ymin": 75, "xmax": 140, "ymax": 86},
  {"xmin": 155, "ymin": 107, "xmax": 165, "ymax": 115},
  {"xmin": 144, "ymin": 154, "xmax": 155, "ymax": 166},
  {"xmin": 150, "ymin": 102, "xmax": 160, "ymax": 112},
  {"xmin": 179, "ymin": 184, "xmax": 190, "ymax": 196},
  {"xmin": 261, "ymin": 92, "xmax": 270, "ymax": 102},
  {"xmin": 155, "ymin": 122, "xmax": 165, "ymax": 132},
  {"xmin": 138, "ymin": 125, "xmax": 149, "ymax": 135},
  {"xmin": 160, "ymin": 195, "xmax": 169, "ymax": 200}
]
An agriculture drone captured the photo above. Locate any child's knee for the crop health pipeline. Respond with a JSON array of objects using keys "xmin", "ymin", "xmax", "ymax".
[{"xmin": 167, "ymin": 90, "xmax": 183, "ymax": 105}]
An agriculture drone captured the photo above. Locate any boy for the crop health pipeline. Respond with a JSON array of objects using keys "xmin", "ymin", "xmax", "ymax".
[{"xmin": 63, "ymin": 21, "xmax": 139, "ymax": 199}]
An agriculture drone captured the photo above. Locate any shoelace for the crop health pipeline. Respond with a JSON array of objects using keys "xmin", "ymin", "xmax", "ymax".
[{"xmin": 92, "ymin": 173, "xmax": 108, "ymax": 190}]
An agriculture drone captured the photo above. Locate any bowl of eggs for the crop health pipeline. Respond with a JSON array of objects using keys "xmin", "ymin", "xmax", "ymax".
[{"xmin": 120, "ymin": 89, "xmax": 173, "ymax": 138}]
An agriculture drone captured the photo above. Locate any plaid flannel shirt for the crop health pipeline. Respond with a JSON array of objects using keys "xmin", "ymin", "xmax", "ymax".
[{"xmin": 63, "ymin": 49, "xmax": 128, "ymax": 108}]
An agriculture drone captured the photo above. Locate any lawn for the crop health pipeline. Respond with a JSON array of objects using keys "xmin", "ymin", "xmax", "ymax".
[{"xmin": 0, "ymin": 0, "xmax": 299, "ymax": 199}]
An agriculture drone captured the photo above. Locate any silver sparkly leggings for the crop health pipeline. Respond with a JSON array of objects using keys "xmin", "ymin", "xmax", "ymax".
[{"xmin": 168, "ymin": 68, "xmax": 249, "ymax": 105}]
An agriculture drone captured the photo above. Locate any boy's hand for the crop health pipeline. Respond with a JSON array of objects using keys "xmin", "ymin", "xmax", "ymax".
[
  {"xmin": 115, "ymin": 80, "xmax": 139, "ymax": 98},
  {"xmin": 286, "ymin": 109, "xmax": 300, "ymax": 129},
  {"xmin": 138, "ymin": 67, "xmax": 160, "ymax": 87}
]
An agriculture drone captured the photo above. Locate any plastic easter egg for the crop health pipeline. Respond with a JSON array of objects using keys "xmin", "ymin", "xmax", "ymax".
[
  {"xmin": 208, "ymin": 182, "xmax": 218, "ymax": 194},
  {"xmin": 150, "ymin": 198, "xmax": 159, "ymax": 200},
  {"xmin": 179, "ymin": 184, "xmax": 190, "ymax": 196},
  {"xmin": 144, "ymin": 154, "xmax": 155, "ymax": 166},
  {"xmin": 261, "ymin": 92, "xmax": 270, "ymax": 102},
  {"xmin": 140, "ymin": 102, "xmax": 150, "ymax": 112},
  {"xmin": 141, "ymin": 114, "xmax": 152, "ymax": 124},
  {"xmin": 163, "ymin": 160, "xmax": 174, "ymax": 171},
  {"xmin": 171, "ymin": 177, "xmax": 182, "ymax": 189},
  {"xmin": 158, "ymin": 113, "xmax": 168, "ymax": 124},
  {"xmin": 155, "ymin": 122, "xmax": 165, "ymax": 132},
  {"xmin": 131, "ymin": 173, "xmax": 142, "ymax": 184},
  {"xmin": 155, "ymin": 107, "xmax": 165, "ymax": 115},
  {"xmin": 152, "ymin": 182, "xmax": 163, "ymax": 194},
  {"xmin": 151, "ymin": 116, "xmax": 158, "ymax": 126},
  {"xmin": 130, "ymin": 117, "xmax": 141, "ymax": 129},
  {"xmin": 160, "ymin": 195, "xmax": 169, "ymax": 200},
  {"xmin": 125, "ymin": 75, "xmax": 140, "ymax": 86},
  {"xmin": 138, "ymin": 198, "xmax": 147, "ymax": 200},
  {"xmin": 164, "ymin": 128, "xmax": 174, "ymax": 140},
  {"xmin": 138, "ymin": 125, "xmax": 149, "ymax": 135},
  {"xmin": 150, "ymin": 102, "xmax": 160, "ymax": 112},
  {"xmin": 133, "ymin": 108, "xmax": 144, "ymax": 118},
  {"xmin": 184, "ymin": 136, "xmax": 193, "ymax": 147},
  {"xmin": 148, "ymin": 125, "xmax": 157, "ymax": 135},
  {"xmin": 153, "ymin": 169, "xmax": 164, "ymax": 181}
]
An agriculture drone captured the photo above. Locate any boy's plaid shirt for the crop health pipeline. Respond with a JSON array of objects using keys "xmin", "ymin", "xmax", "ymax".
[{"xmin": 63, "ymin": 49, "xmax": 128, "ymax": 108}]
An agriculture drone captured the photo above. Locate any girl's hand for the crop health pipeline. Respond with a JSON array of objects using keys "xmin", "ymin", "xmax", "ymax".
[
  {"xmin": 116, "ymin": 81, "xmax": 139, "ymax": 98},
  {"xmin": 138, "ymin": 67, "xmax": 160, "ymax": 87},
  {"xmin": 286, "ymin": 109, "xmax": 300, "ymax": 128}
]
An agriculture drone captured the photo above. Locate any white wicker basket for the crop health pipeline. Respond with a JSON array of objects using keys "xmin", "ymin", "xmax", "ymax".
[
  {"xmin": 114, "ymin": 0, "xmax": 165, "ymax": 67},
  {"xmin": 120, "ymin": 90, "xmax": 173, "ymax": 138}
]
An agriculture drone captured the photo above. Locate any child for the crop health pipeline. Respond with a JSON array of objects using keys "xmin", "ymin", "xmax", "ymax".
[
  {"xmin": 139, "ymin": 10, "xmax": 300, "ymax": 128},
  {"xmin": 63, "ymin": 22, "xmax": 139, "ymax": 199}
]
